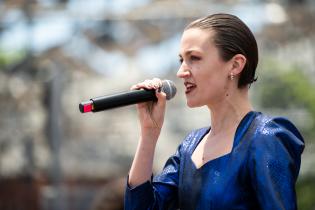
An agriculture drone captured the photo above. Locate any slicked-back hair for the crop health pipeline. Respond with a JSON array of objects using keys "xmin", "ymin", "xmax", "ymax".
[{"xmin": 186, "ymin": 13, "xmax": 258, "ymax": 88}]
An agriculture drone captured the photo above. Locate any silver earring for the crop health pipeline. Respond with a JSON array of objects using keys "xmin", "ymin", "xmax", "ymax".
[{"xmin": 230, "ymin": 73, "xmax": 234, "ymax": 80}]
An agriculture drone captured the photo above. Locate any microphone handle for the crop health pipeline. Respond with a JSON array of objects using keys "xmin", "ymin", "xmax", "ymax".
[{"xmin": 92, "ymin": 89, "xmax": 157, "ymax": 112}]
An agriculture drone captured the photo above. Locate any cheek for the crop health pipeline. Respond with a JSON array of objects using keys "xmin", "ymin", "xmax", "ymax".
[
  {"xmin": 207, "ymin": 63, "xmax": 229, "ymax": 87},
  {"xmin": 201, "ymin": 71, "xmax": 229, "ymax": 98},
  {"xmin": 194, "ymin": 60, "xmax": 228, "ymax": 88},
  {"xmin": 200, "ymin": 70, "xmax": 224, "ymax": 88}
]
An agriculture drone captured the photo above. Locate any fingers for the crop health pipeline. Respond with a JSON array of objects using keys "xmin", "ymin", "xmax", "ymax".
[
  {"xmin": 131, "ymin": 78, "xmax": 166, "ymax": 109},
  {"xmin": 130, "ymin": 78, "xmax": 163, "ymax": 91},
  {"xmin": 155, "ymin": 90, "xmax": 166, "ymax": 107},
  {"xmin": 152, "ymin": 78, "xmax": 162, "ymax": 89}
]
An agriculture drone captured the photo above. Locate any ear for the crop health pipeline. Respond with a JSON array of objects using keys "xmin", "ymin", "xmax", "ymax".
[{"xmin": 230, "ymin": 54, "xmax": 246, "ymax": 76}]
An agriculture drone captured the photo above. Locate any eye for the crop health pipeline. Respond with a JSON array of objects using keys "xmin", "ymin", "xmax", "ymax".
[
  {"xmin": 190, "ymin": 55, "xmax": 201, "ymax": 61},
  {"xmin": 179, "ymin": 57, "xmax": 183, "ymax": 64}
]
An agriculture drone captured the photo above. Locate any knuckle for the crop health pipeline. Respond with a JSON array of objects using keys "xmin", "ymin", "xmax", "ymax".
[{"xmin": 152, "ymin": 78, "xmax": 162, "ymax": 88}]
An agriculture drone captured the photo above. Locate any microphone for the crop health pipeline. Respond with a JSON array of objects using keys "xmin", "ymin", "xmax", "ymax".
[{"xmin": 79, "ymin": 80, "xmax": 176, "ymax": 113}]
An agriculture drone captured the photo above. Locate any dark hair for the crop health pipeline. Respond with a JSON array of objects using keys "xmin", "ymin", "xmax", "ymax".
[{"xmin": 186, "ymin": 13, "xmax": 258, "ymax": 88}]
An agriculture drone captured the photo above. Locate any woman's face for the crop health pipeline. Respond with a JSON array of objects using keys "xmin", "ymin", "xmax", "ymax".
[{"xmin": 177, "ymin": 28, "xmax": 232, "ymax": 108}]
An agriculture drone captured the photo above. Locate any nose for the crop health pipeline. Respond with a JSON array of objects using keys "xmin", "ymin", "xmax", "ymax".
[{"xmin": 177, "ymin": 62, "xmax": 191, "ymax": 78}]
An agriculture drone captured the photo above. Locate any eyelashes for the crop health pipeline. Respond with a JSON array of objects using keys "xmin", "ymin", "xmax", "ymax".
[
  {"xmin": 178, "ymin": 55, "xmax": 201, "ymax": 64},
  {"xmin": 190, "ymin": 55, "xmax": 201, "ymax": 61}
]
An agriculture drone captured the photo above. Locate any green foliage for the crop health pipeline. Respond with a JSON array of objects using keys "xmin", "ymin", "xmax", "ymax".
[
  {"xmin": 0, "ymin": 49, "xmax": 27, "ymax": 70},
  {"xmin": 282, "ymin": 70, "xmax": 315, "ymax": 116},
  {"xmin": 255, "ymin": 60, "xmax": 315, "ymax": 139},
  {"xmin": 297, "ymin": 176, "xmax": 315, "ymax": 210}
]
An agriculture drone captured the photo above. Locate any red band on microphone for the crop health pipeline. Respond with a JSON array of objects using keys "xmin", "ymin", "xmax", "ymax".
[{"xmin": 79, "ymin": 101, "xmax": 93, "ymax": 113}]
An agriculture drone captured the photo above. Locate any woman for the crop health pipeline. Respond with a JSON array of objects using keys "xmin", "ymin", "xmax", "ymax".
[{"xmin": 124, "ymin": 13, "xmax": 304, "ymax": 210}]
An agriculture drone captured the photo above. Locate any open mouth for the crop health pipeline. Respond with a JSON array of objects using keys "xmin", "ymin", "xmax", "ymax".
[{"xmin": 184, "ymin": 82, "xmax": 196, "ymax": 94}]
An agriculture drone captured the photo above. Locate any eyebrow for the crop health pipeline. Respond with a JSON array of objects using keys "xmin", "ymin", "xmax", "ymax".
[{"xmin": 179, "ymin": 49, "xmax": 201, "ymax": 58}]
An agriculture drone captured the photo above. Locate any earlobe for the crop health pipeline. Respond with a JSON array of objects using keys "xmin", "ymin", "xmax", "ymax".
[{"xmin": 229, "ymin": 72, "xmax": 235, "ymax": 81}]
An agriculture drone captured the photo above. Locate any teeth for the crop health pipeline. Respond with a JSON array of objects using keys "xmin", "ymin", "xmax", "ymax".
[{"xmin": 185, "ymin": 83, "xmax": 195, "ymax": 88}]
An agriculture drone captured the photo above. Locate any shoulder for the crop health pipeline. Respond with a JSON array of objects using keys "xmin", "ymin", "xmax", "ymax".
[
  {"xmin": 250, "ymin": 113, "xmax": 304, "ymax": 151},
  {"xmin": 248, "ymin": 112, "xmax": 305, "ymax": 175},
  {"xmin": 245, "ymin": 113, "xmax": 304, "ymax": 208}
]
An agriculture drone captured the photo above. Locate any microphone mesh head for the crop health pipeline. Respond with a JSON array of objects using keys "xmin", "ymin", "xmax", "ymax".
[{"xmin": 161, "ymin": 80, "xmax": 177, "ymax": 100}]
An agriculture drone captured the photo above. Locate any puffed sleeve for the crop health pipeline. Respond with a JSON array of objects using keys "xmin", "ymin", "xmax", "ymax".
[
  {"xmin": 248, "ymin": 117, "xmax": 305, "ymax": 210},
  {"xmin": 124, "ymin": 143, "xmax": 181, "ymax": 210}
]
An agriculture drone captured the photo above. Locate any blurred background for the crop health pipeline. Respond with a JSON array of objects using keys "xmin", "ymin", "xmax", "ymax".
[{"xmin": 0, "ymin": 0, "xmax": 314, "ymax": 209}]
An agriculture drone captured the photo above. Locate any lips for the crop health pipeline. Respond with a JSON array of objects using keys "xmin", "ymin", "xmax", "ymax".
[{"xmin": 184, "ymin": 82, "xmax": 196, "ymax": 94}]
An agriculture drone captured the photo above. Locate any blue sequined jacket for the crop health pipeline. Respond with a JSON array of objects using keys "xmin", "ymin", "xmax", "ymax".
[{"xmin": 124, "ymin": 111, "xmax": 305, "ymax": 210}]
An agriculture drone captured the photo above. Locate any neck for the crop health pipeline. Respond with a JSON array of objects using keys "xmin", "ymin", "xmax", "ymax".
[{"xmin": 208, "ymin": 87, "xmax": 252, "ymax": 135}]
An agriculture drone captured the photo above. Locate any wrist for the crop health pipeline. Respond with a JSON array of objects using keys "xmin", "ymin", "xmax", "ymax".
[
  {"xmin": 141, "ymin": 126, "xmax": 161, "ymax": 137},
  {"xmin": 140, "ymin": 130, "xmax": 160, "ymax": 145}
]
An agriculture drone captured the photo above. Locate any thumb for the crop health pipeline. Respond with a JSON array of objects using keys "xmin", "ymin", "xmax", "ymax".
[{"xmin": 155, "ymin": 90, "xmax": 166, "ymax": 107}]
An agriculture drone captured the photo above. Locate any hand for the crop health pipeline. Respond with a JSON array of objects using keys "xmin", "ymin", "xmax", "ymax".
[{"xmin": 130, "ymin": 78, "xmax": 167, "ymax": 137}]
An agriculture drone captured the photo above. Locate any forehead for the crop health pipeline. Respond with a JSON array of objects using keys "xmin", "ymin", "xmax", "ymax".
[{"xmin": 179, "ymin": 28, "xmax": 215, "ymax": 54}]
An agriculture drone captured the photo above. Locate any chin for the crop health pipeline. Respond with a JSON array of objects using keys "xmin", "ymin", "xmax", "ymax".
[{"xmin": 186, "ymin": 100, "xmax": 202, "ymax": 108}]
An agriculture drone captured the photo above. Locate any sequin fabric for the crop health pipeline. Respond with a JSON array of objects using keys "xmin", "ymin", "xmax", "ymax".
[{"xmin": 124, "ymin": 111, "xmax": 305, "ymax": 210}]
